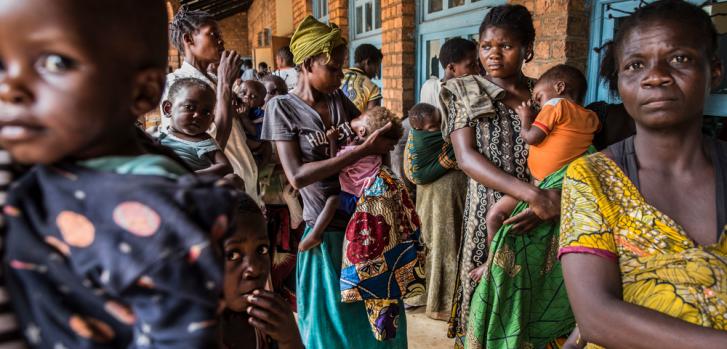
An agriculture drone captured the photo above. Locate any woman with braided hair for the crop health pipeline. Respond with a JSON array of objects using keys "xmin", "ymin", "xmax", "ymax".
[
  {"xmin": 164, "ymin": 6, "xmax": 261, "ymax": 204},
  {"xmin": 441, "ymin": 4, "xmax": 567, "ymax": 348}
]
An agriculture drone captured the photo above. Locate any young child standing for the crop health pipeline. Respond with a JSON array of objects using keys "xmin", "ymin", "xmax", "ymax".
[
  {"xmin": 160, "ymin": 78, "xmax": 232, "ymax": 176},
  {"xmin": 218, "ymin": 193, "xmax": 303, "ymax": 349},
  {"xmin": 0, "ymin": 1, "xmax": 238, "ymax": 347},
  {"xmin": 483, "ymin": 64, "xmax": 599, "ymax": 246}
]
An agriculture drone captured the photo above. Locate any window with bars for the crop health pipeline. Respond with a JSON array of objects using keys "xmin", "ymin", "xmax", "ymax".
[
  {"xmin": 353, "ymin": 0, "xmax": 381, "ymax": 38},
  {"xmin": 313, "ymin": 0, "xmax": 329, "ymax": 23},
  {"xmin": 257, "ymin": 28, "xmax": 272, "ymax": 47},
  {"xmin": 426, "ymin": 0, "xmax": 483, "ymax": 16}
]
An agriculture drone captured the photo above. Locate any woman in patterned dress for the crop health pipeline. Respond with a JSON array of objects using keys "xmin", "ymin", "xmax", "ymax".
[
  {"xmin": 444, "ymin": 5, "xmax": 562, "ymax": 347},
  {"xmin": 559, "ymin": 1, "xmax": 727, "ymax": 348}
]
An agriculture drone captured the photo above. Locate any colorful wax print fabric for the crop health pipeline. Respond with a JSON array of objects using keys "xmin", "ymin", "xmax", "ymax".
[
  {"xmin": 340, "ymin": 167, "xmax": 425, "ymax": 341},
  {"xmin": 466, "ymin": 163, "xmax": 578, "ymax": 349},
  {"xmin": 559, "ymin": 145, "xmax": 727, "ymax": 348}
]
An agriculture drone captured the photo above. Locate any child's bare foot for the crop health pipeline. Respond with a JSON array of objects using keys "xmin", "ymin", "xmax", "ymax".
[
  {"xmin": 468, "ymin": 264, "xmax": 488, "ymax": 283},
  {"xmin": 298, "ymin": 235, "xmax": 322, "ymax": 251}
]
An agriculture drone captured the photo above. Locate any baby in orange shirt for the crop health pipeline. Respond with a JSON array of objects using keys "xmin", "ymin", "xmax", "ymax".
[{"xmin": 485, "ymin": 64, "xmax": 599, "ymax": 244}]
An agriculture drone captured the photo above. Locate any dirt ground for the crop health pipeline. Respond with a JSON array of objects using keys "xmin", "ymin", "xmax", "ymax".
[{"xmin": 406, "ymin": 307, "xmax": 454, "ymax": 348}]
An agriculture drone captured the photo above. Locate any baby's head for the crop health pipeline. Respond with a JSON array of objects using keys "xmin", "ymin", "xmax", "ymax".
[
  {"xmin": 162, "ymin": 78, "xmax": 216, "ymax": 137},
  {"xmin": 408, "ymin": 103, "xmax": 441, "ymax": 132},
  {"xmin": 440, "ymin": 38, "xmax": 479, "ymax": 80},
  {"xmin": 351, "ymin": 107, "xmax": 403, "ymax": 142},
  {"xmin": 222, "ymin": 193, "xmax": 270, "ymax": 313},
  {"xmin": 599, "ymin": 0, "xmax": 722, "ymax": 130},
  {"xmin": 236, "ymin": 80, "xmax": 267, "ymax": 109},
  {"xmin": 261, "ymin": 75, "xmax": 288, "ymax": 104},
  {"xmin": 258, "ymin": 62, "xmax": 269, "ymax": 74},
  {"xmin": 0, "ymin": 0, "xmax": 168, "ymax": 164},
  {"xmin": 532, "ymin": 64, "xmax": 588, "ymax": 107}
]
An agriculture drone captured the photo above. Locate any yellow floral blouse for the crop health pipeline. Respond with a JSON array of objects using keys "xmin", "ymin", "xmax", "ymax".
[{"xmin": 559, "ymin": 153, "xmax": 727, "ymax": 347}]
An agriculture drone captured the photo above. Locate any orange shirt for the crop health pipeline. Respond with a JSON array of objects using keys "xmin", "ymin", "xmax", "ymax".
[{"xmin": 528, "ymin": 98, "xmax": 599, "ymax": 180}]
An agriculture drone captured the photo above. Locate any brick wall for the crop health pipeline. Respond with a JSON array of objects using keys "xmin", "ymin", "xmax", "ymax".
[
  {"xmin": 381, "ymin": 0, "xmax": 416, "ymax": 117},
  {"xmin": 293, "ymin": 0, "xmax": 312, "ymax": 28},
  {"xmin": 165, "ymin": 0, "xmax": 251, "ymax": 62},
  {"xmin": 329, "ymin": 0, "xmax": 349, "ymax": 42},
  {"xmin": 279, "ymin": 0, "xmax": 591, "ymax": 119},
  {"xmin": 167, "ymin": 0, "xmax": 182, "ymax": 72},
  {"xmin": 247, "ymin": 0, "xmax": 277, "ymax": 54},
  {"xmin": 220, "ymin": 12, "xmax": 251, "ymax": 56},
  {"xmin": 512, "ymin": 0, "xmax": 590, "ymax": 78}
]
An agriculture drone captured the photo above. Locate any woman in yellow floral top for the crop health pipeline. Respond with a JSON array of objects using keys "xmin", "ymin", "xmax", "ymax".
[{"xmin": 558, "ymin": 1, "xmax": 727, "ymax": 348}]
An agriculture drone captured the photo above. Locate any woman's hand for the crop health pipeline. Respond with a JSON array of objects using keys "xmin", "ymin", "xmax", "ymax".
[
  {"xmin": 213, "ymin": 51, "xmax": 243, "ymax": 149},
  {"xmin": 246, "ymin": 290, "xmax": 304, "ymax": 349},
  {"xmin": 359, "ymin": 122, "xmax": 396, "ymax": 156},
  {"xmin": 217, "ymin": 50, "xmax": 242, "ymax": 87},
  {"xmin": 527, "ymin": 188, "xmax": 561, "ymax": 221}
]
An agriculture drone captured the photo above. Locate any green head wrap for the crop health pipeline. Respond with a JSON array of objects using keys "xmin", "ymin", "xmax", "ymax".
[{"xmin": 290, "ymin": 15, "xmax": 347, "ymax": 66}]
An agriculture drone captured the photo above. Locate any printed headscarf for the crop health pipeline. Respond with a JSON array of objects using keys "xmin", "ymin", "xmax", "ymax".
[{"xmin": 290, "ymin": 15, "xmax": 347, "ymax": 65}]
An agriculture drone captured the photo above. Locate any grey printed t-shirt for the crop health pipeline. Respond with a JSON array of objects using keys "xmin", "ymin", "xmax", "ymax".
[{"xmin": 262, "ymin": 89, "xmax": 360, "ymax": 229}]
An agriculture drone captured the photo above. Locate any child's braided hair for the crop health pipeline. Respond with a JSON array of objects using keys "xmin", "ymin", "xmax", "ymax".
[
  {"xmin": 599, "ymin": 0, "xmax": 719, "ymax": 94},
  {"xmin": 169, "ymin": 5, "xmax": 216, "ymax": 54}
]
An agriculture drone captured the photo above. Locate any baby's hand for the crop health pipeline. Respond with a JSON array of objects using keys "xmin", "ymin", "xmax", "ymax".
[
  {"xmin": 246, "ymin": 290, "xmax": 304, "ymax": 348},
  {"xmin": 468, "ymin": 264, "xmax": 488, "ymax": 283},
  {"xmin": 326, "ymin": 127, "xmax": 340, "ymax": 142},
  {"xmin": 515, "ymin": 100, "xmax": 536, "ymax": 122}
]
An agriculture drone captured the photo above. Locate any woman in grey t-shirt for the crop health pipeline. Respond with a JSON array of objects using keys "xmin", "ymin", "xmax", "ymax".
[{"xmin": 261, "ymin": 16, "xmax": 403, "ymax": 349}]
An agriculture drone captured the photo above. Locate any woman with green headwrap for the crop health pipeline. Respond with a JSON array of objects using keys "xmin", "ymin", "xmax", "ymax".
[{"xmin": 261, "ymin": 16, "xmax": 407, "ymax": 348}]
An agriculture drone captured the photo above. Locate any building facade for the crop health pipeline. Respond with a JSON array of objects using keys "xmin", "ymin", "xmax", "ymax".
[{"xmin": 156, "ymin": 0, "xmax": 726, "ymax": 125}]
